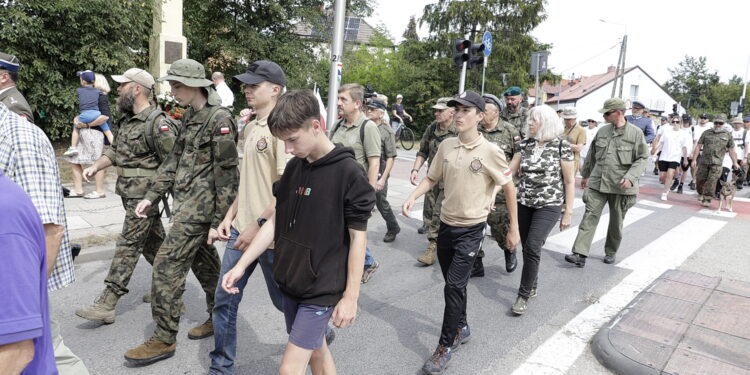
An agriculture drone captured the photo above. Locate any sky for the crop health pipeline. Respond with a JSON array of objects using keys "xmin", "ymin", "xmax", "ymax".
[{"xmin": 367, "ymin": 0, "xmax": 750, "ymax": 85}]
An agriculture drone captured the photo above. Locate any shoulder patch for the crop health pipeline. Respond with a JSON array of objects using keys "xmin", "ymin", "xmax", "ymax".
[{"xmin": 220, "ymin": 126, "xmax": 230, "ymax": 134}]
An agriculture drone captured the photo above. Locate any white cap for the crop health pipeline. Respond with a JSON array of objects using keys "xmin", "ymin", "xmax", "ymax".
[
  {"xmin": 396, "ymin": 94, "xmax": 403, "ymax": 99},
  {"xmin": 111, "ymin": 68, "xmax": 155, "ymax": 89}
]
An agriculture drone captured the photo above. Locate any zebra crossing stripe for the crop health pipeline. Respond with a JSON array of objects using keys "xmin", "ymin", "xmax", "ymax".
[
  {"xmin": 637, "ymin": 199, "xmax": 672, "ymax": 209},
  {"xmin": 510, "ymin": 217, "xmax": 726, "ymax": 375}
]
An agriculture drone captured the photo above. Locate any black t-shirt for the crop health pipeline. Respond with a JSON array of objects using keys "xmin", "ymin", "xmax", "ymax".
[{"xmin": 392, "ymin": 103, "xmax": 405, "ymax": 119}]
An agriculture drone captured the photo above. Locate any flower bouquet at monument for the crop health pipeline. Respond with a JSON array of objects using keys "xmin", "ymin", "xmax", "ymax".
[{"xmin": 156, "ymin": 93, "xmax": 186, "ymax": 120}]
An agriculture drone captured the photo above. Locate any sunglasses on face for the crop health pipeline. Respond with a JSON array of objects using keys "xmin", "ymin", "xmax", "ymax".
[
  {"xmin": 603, "ymin": 110, "xmax": 617, "ymax": 116},
  {"xmin": 672, "ymin": 121, "xmax": 680, "ymax": 124}
]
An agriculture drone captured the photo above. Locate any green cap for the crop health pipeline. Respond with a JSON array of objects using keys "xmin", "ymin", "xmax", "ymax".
[
  {"xmin": 598, "ymin": 98, "xmax": 627, "ymax": 113},
  {"xmin": 431, "ymin": 97, "xmax": 452, "ymax": 110},
  {"xmin": 157, "ymin": 58, "xmax": 212, "ymax": 87},
  {"xmin": 503, "ymin": 86, "xmax": 523, "ymax": 97},
  {"xmin": 713, "ymin": 113, "xmax": 728, "ymax": 123}
]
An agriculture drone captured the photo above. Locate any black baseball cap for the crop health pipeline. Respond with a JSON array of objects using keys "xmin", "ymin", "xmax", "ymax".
[
  {"xmin": 233, "ymin": 60, "xmax": 286, "ymax": 87},
  {"xmin": 366, "ymin": 99, "xmax": 387, "ymax": 111},
  {"xmin": 682, "ymin": 113, "xmax": 692, "ymax": 122},
  {"xmin": 448, "ymin": 90, "xmax": 485, "ymax": 112},
  {"xmin": 699, "ymin": 113, "xmax": 709, "ymax": 119}
]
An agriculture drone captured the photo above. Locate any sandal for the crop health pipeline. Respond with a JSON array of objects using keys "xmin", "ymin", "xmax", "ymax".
[
  {"xmin": 67, "ymin": 191, "xmax": 84, "ymax": 198},
  {"xmin": 83, "ymin": 191, "xmax": 106, "ymax": 199}
]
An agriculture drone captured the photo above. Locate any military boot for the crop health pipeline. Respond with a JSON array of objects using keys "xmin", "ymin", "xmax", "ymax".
[
  {"xmin": 124, "ymin": 338, "xmax": 176, "ymax": 366},
  {"xmin": 142, "ymin": 293, "xmax": 151, "ymax": 303},
  {"xmin": 75, "ymin": 288, "xmax": 120, "ymax": 324},
  {"xmin": 187, "ymin": 318, "xmax": 214, "ymax": 340},
  {"xmin": 417, "ymin": 241, "xmax": 437, "ymax": 265}
]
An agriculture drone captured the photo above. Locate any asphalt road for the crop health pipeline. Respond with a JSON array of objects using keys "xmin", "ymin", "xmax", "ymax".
[{"xmin": 53, "ymin": 149, "xmax": 750, "ymax": 374}]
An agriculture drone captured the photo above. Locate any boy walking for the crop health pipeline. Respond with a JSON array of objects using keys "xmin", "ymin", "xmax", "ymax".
[
  {"xmin": 403, "ymin": 90, "xmax": 520, "ymax": 374},
  {"xmin": 222, "ymin": 90, "xmax": 375, "ymax": 374}
]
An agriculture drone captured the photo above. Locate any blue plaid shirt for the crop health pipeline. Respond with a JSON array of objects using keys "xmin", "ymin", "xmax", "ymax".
[{"xmin": 0, "ymin": 103, "xmax": 75, "ymax": 291}]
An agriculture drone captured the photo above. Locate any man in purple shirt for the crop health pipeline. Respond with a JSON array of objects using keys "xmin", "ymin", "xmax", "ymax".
[{"xmin": 0, "ymin": 170, "xmax": 57, "ymax": 375}]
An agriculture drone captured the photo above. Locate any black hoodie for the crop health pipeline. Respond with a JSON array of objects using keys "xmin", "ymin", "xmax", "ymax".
[{"xmin": 272, "ymin": 145, "xmax": 375, "ymax": 306}]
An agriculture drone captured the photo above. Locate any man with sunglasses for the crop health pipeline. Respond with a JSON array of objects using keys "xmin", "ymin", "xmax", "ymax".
[
  {"xmin": 651, "ymin": 115, "xmax": 692, "ymax": 200},
  {"xmin": 691, "ymin": 114, "xmax": 739, "ymax": 208},
  {"xmin": 564, "ymin": 98, "xmax": 648, "ymax": 267},
  {"xmin": 0, "ymin": 52, "xmax": 34, "ymax": 123}
]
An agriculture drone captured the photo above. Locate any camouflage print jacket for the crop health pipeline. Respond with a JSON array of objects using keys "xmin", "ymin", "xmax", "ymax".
[
  {"xmin": 516, "ymin": 137, "xmax": 573, "ymax": 208},
  {"xmin": 582, "ymin": 122, "xmax": 649, "ymax": 195},
  {"xmin": 144, "ymin": 104, "xmax": 239, "ymax": 228},
  {"xmin": 417, "ymin": 120, "xmax": 457, "ymax": 165},
  {"xmin": 501, "ymin": 106, "xmax": 528, "ymax": 137},
  {"xmin": 697, "ymin": 127, "xmax": 734, "ymax": 165},
  {"xmin": 479, "ymin": 118, "xmax": 521, "ymax": 162},
  {"xmin": 103, "ymin": 106, "xmax": 178, "ymax": 198}
]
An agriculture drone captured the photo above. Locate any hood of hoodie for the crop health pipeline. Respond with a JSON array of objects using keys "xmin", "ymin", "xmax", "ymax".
[{"xmin": 304, "ymin": 144, "xmax": 356, "ymax": 169}]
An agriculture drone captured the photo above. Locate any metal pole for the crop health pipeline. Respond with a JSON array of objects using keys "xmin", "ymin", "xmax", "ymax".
[
  {"xmin": 618, "ymin": 35, "xmax": 627, "ymax": 99},
  {"xmin": 739, "ymin": 54, "xmax": 750, "ymax": 118},
  {"xmin": 326, "ymin": 0, "xmax": 346, "ymax": 137},
  {"xmin": 611, "ymin": 39, "xmax": 623, "ymax": 97},
  {"xmin": 534, "ymin": 53, "xmax": 541, "ymax": 106},
  {"xmin": 458, "ymin": 56, "xmax": 468, "ymax": 93},
  {"xmin": 481, "ymin": 56, "xmax": 487, "ymax": 95}
]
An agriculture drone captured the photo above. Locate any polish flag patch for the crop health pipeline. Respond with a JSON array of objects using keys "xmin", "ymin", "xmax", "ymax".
[
  {"xmin": 513, "ymin": 136, "xmax": 521, "ymax": 141},
  {"xmin": 502, "ymin": 168, "xmax": 512, "ymax": 177},
  {"xmin": 220, "ymin": 127, "xmax": 230, "ymax": 134},
  {"xmin": 160, "ymin": 125, "xmax": 170, "ymax": 131}
]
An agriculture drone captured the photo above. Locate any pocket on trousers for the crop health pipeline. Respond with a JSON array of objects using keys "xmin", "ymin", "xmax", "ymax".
[{"xmin": 273, "ymin": 236, "xmax": 318, "ymax": 297}]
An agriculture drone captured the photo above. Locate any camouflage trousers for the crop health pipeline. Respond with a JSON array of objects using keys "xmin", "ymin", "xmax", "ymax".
[
  {"xmin": 695, "ymin": 163, "xmax": 723, "ymax": 202},
  {"xmin": 426, "ymin": 184, "xmax": 445, "ymax": 241},
  {"xmin": 743, "ymin": 155, "xmax": 750, "ymax": 183},
  {"xmin": 103, "ymin": 198, "xmax": 163, "ymax": 296},
  {"xmin": 151, "ymin": 221, "xmax": 221, "ymax": 344},
  {"xmin": 422, "ymin": 184, "xmax": 435, "ymax": 229},
  {"xmin": 484, "ymin": 192, "xmax": 513, "ymax": 257}
]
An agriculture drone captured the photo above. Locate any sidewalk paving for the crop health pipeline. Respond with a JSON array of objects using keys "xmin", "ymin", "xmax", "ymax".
[{"xmin": 592, "ymin": 269, "xmax": 750, "ymax": 375}]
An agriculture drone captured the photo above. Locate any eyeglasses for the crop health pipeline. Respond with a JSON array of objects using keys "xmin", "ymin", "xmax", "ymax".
[
  {"xmin": 671, "ymin": 121, "xmax": 681, "ymax": 124},
  {"xmin": 603, "ymin": 110, "xmax": 617, "ymax": 116}
]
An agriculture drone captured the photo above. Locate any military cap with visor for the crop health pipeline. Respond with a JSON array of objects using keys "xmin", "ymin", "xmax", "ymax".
[
  {"xmin": 233, "ymin": 60, "xmax": 286, "ymax": 87},
  {"xmin": 0, "ymin": 52, "xmax": 20, "ymax": 72},
  {"xmin": 598, "ymin": 98, "xmax": 627, "ymax": 113},
  {"xmin": 431, "ymin": 97, "xmax": 452, "ymax": 110},
  {"xmin": 112, "ymin": 68, "xmax": 155, "ymax": 89},
  {"xmin": 366, "ymin": 99, "xmax": 387, "ymax": 111},
  {"xmin": 481, "ymin": 94, "xmax": 503, "ymax": 109},
  {"xmin": 713, "ymin": 113, "xmax": 728, "ymax": 123}
]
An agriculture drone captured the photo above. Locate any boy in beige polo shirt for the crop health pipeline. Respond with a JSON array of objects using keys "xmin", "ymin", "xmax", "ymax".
[{"xmin": 403, "ymin": 90, "xmax": 520, "ymax": 374}]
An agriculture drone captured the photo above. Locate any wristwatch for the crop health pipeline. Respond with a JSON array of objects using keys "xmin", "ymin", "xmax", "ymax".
[{"xmin": 257, "ymin": 217, "xmax": 267, "ymax": 227}]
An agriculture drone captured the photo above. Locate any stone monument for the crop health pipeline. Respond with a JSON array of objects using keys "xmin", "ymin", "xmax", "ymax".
[{"xmin": 149, "ymin": 0, "xmax": 187, "ymax": 93}]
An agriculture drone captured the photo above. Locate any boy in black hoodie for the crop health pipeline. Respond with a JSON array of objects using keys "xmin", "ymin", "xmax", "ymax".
[{"xmin": 222, "ymin": 89, "xmax": 375, "ymax": 374}]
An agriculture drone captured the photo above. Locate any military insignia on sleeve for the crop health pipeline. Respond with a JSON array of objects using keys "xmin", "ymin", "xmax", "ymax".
[
  {"xmin": 220, "ymin": 126, "xmax": 230, "ymax": 134},
  {"xmin": 502, "ymin": 168, "xmax": 512, "ymax": 177},
  {"xmin": 160, "ymin": 125, "xmax": 169, "ymax": 131},
  {"xmin": 514, "ymin": 136, "xmax": 521, "ymax": 141},
  {"xmin": 469, "ymin": 158, "xmax": 483, "ymax": 173},
  {"xmin": 256, "ymin": 137, "xmax": 268, "ymax": 152}
]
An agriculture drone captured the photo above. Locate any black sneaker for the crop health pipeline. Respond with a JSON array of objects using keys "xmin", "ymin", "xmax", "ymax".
[
  {"xmin": 504, "ymin": 250, "xmax": 517, "ymax": 273},
  {"xmin": 383, "ymin": 228, "xmax": 399, "ymax": 242},
  {"xmin": 422, "ymin": 345, "xmax": 452, "ymax": 374},
  {"xmin": 670, "ymin": 178, "xmax": 679, "ymax": 191},
  {"xmin": 689, "ymin": 181, "xmax": 696, "ymax": 190},
  {"xmin": 564, "ymin": 253, "xmax": 586, "ymax": 267},
  {"xmin": 603, "ymin": 255, "xmax": 616, "ymax": 264},
  {"xmin": 676, "ymin": 183, "xmax": 683, "ymax": 194},
  {"xmin": 325, "ymin": 324, "xmax": 336, "ymax": 346},
  {"xmin": 470, "ymin": 257, "xmax": 485, "ymax": 278},
  {"xmin": 417, "ymin": 224, "xmax": 427, "ymax": 234},
  {"xmin": 653, "ymin": 167, "xmax": 659, "ymax": 175},
  {"xmin": 450, "ymin": 325, "xmax": 471, "ymax": 351}
]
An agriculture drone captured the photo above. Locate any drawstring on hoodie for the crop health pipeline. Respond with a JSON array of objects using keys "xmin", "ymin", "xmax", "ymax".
[{"xmin": 288, "ymin": 163, "xmax": 311, "ymax": 231}]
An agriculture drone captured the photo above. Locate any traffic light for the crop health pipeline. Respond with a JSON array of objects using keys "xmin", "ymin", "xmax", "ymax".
[
  {"xmin": 467, "ymin": 43, "xmax": 485, "ymax": 69},
  {"xmin": 453, "ymin": 39, "xmax": 471, "ymax": 68}
]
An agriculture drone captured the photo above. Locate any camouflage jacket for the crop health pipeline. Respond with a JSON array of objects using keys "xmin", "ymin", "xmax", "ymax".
[
  {"xmin": 479, "ymin": 118, "xmax": 521, "ymax": 162},
  {"xmin": 501, "ymin": 106, "xmax": 528, "ymax": 137},
  {"xmin": 517, "ymin": 138, "xmax": 573, "ymax": 208},
  {"xmin": 0, "ymin": 86, "xmax": 34, "ymax": 123},
  {"xmin": 582, "ymin": 122, "xmax": 649, "ymax": 195},
  {"xmin": 144, "ymin": 104, "xmax": 239, "ymax": 228},
  {"xmin": 697, "ymin": 127, "xmax": 734, "ymax": 165},
  {"xmin": 417, "ymin": 120, "xmax": 457, "ymax": 165},
  {"xmin": 103, "ymin": 106, "xmax": 178, "ymax": 198}
]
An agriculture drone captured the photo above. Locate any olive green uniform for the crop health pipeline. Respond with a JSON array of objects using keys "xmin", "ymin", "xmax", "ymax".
[
  {"xmin": 572, "ymin": 122, "xmax": 648, "ymax": 258},
  {"xmin": 479, "ymin": 119, "xmax": 521, "ymax": 253},
  {"xmin": 143, "ymin": 104, "xmax": 239, "ymax": 344},
  {"xmin": 376, "ymin": 121, "xmax": 400, "ymax": 233},
  {"xmin": 0, "ymin": 86, "xmax": 34, "ymax": 123},
  {"xmin": 501, "ymin": 106, "xmax": 528, "ymax": 137},
  {"xmin": 417, "ymin": 120, "xmax": 457, "ymax": 241},
  {"xmin": 695, "ymin": 127, "xmax": 734, "ymax": 203},
  {"xmin": 100, "ymin": 106, "xmax": 179, "ymax": 298}
]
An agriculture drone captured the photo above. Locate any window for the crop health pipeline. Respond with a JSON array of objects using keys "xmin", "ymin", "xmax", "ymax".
[{"xmin": 629, "ymin": 85, "xmax": 639, "ymax": 101}]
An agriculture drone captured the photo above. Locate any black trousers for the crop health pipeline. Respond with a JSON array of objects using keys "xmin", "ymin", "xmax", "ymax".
[
  {"xmin": 517, "ymin": 204, "xmax": 561, "ymax": 299},
  {"xmin": 436, "ymin": 221, "xmax": 485, "ymax": 347}
]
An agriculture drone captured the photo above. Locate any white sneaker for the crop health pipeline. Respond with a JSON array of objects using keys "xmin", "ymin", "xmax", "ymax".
[
  {"xmin": 63, "ymin": 147, "xmax": 79, "ymax": 157},
  {"xmin": 661, "ymin": 192, "xmax": 668, "ymax": 201}
]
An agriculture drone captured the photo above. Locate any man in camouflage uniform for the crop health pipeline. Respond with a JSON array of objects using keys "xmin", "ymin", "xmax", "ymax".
[
  {"xmin": 691, "ymin": 113, "xmax": 738, "ymax": 207},
  {"xmin": 126, "ymin": 59, "xmax": 239, "ymax": 366},
  {"xmin": 409, "ymin": 97, "xmax": 456, "ymax": 265},
  {"xmin": 476, "ymin": 94, "xmax": 521, "ymax": 277},
  {"xmin": 0, "ymin": 52, "xmax": 34, "ymax": 123},
  {"xmin": 501, "ymin": 86, "xmax": 528, "ymax": 137},
  {"xmin": 565, "ymin": 98, "xmax": 648, "ymax": 267},
  {"xmin": 74, "ymin": 68, "xmax": 187, "ymax": 324}
]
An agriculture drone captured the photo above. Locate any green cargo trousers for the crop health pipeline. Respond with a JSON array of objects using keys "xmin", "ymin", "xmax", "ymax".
[
  {"xmin": 427, "ymin": 185, "xmax": 446, "ymax": 242},
  {"xmin": 571, "ymin": 188, "xmax": 636, "ymax": 257}
]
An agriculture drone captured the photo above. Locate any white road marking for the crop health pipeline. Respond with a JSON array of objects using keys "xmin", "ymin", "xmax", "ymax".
[
  {"xmin": 510, "ymin": 217, "xmax": 726, "ymax": 375},
  {"xmin": 697, "ymin": 208, "xmax": 737, "ymax": 218},
  {"xmin": 637, "ymin": 199, "xmax": 672, "ymax": 209},
  {"xmin": 544, "ymin": 207, "xmax": 654, "ymax": 254}
]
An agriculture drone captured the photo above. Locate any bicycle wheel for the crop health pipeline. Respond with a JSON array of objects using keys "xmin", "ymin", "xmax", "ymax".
[{"xmin": 400, "ymin": 127, "xmax": 415, "ymax": 150}]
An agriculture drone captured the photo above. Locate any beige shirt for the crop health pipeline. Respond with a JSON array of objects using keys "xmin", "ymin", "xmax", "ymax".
[
  {"xmin": 331, "ymin": 113, "xmax": 381, "ymax": 170},
  {"xmin": 427, "ymin": 134, "xmax": 512, "ymax": 226},
  {"xmin": 233, "ymin": 116, "xmax": 289, "ymax": 240}
]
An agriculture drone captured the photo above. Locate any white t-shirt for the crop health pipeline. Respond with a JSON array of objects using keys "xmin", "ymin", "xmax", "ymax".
[
  {"xmin": 215, "ymin": 81, "xmax": 234, "ymax": 108},
  {"xmin": 692, "ymin": 124, "xmax": 710, "ymax": 143},
  {"xmin": 580, "ymin": 125, "xmax": 600, "ymax": 159},
  {"xmin": 658, "ymin": 127, "xmax": 692, "ymax": 162},
  {"xmin": 731, "ymin": 129, "xmax": 745, "ymax": 160}
]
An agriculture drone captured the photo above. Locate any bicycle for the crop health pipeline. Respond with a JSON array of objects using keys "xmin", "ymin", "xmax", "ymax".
[{"xmin": 393, "ymin": 120, "xmax": 416, "ymax": 150}]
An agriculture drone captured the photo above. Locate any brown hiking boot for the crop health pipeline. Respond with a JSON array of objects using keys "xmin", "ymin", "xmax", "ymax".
[
  {"xmin": 187, "ymin": 318, "xmax": 213, "ymax": 340},
  {"xmin": 417, "ymin": 241, "xmax": 437, "ymax": 265},
  {"xmin": 75, "ymin": 288, "xmax": 119, "ymax": 324},
  {"xmin": 124, "ymin": 338, "xmax": 176, "ymax": 366},
  {"xmin": 142, "ymin": 293, "xmax": 151, "ymax": 303}
]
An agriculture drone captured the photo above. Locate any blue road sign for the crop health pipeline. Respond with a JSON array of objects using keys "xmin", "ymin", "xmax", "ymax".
[{"xmin": 482, "ymin": 31, "xmax": 492, "ymax": 57}]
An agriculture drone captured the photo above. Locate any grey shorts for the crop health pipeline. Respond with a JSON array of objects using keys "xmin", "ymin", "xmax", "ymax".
[{"xmin": 282, "ymin": 293, "xmax": 333, "ymax": 350}]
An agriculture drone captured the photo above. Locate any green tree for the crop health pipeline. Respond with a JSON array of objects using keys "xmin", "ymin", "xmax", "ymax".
[
  {"xmin": 0, "ymin": 0, "xmax": 153, "ymax": 140},
  {"xmin": 402, "ymin": 16, "xmax": 419, "ymax": 40},
  {"xmin": 664, "ymin": 55, "xmax": 720, "ymax": 113}
]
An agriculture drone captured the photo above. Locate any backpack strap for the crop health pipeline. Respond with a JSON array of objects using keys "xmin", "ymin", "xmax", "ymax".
[{"xmin": 144, "ymin": 108, "xmax": 165, "ymax": 159}]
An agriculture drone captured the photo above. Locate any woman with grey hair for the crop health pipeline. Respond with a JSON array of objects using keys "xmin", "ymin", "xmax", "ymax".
[{"xmin": 508, "ymin": 104, "xmax": 576, "ymax": 315}]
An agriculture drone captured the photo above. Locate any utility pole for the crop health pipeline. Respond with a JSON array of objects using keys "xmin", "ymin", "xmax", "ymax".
[
  {"xmin": 618, "ymin": 35, "xmax": 628, "ymax": 98},
  {"xmin": 325, "ymin": 0, "xmax": 346, "ymax": 137},
  {"xmin": 740, "ymin": 55, "xmax": 750, "ymax": 118}
]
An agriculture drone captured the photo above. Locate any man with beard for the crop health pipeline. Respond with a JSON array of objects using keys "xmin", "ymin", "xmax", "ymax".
[
  {"xmin": 500, "ymin": 86, "xmax": 528, "ymax": 137},
  {"xmin": 74, "ymin": 68, "xmax": 181, "ymax": 324}
]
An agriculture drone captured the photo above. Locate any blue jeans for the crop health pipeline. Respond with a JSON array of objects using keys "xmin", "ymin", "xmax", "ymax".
[
  {"xmin": 209, "ymin": 227, "xmax": 283, "ymax": 375},
  {"xmin": 78, "ymin": 109, "xmax": 101, "ymax": 125},
  {"xmin": 365, "ymin": 247, "xmax": 375, "ymax": 268}
]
